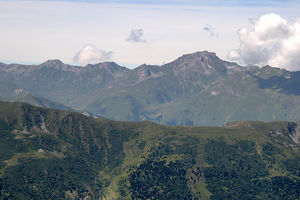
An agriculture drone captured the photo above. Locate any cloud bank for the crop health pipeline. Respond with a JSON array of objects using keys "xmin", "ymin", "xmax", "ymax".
[
  {"xmin": 73, "ymin": 45, "xmax": 113, "ymax": 66},
  {"xmin": 229, "ymin": 13, "xmax": 300, "ymax": 71},
  {"xmin": 126, "ymin": 28, "xmax": 146, "ymax": 43}
]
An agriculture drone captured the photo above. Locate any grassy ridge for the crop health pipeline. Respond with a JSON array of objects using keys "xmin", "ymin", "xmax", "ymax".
[{"xmin": 0, "ymin": 101, "xmax": 299, "ymax": 199}]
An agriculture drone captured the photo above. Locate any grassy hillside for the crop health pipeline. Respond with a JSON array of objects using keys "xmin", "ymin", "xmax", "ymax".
[{"xmin": 0, "ymin": 101, "xmax": 299, "ymax": 199}]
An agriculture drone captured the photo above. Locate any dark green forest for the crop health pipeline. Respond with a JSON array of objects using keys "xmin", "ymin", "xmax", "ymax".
[{"xmin": 0, "ymin": 101, "xmax": 299, "ymax": 199}]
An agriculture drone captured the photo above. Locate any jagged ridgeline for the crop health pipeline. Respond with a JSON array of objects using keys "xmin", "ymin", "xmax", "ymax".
[
  {"xmin": 0, "ymin": 101, "xmax": 300, "ymax": 199},
  {"xmin": 2, "ymin": 51, "xmax": 300, "ymax": 126}
]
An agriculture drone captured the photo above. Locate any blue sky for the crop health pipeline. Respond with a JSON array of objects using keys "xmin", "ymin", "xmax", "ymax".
[
  {"xmin": 24, "ymin": 0, "xmax": 293, "ymax": 6},
  {"xmin": 22, "ymin": 0, "xmax": 299, "ymax": 9},
  {"xmin": 0, "ymin": 0, "xmax": 300, "ymax": 68}
]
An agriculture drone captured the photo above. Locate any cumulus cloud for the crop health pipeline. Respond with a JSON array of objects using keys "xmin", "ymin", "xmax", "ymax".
[
  {"xmin": 228, "ymin": 13, "xmax": 300, "ymax": 71},
  {"xmin": 203, "ymin": 24, "xmax": 218, "ymax": 37},
  {"xmin": 73, "ymin": 45, "xmax": 113, "ymax": 66},
  {"xmin": 126, "ymin": 28, "xmax": 146, "ymax": 43}
]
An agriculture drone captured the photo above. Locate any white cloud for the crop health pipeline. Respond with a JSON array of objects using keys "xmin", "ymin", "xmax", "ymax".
[
  {"xmin": 73, "ymin": 45, "xmax": 113, "ymax": 66},
  {"xmin": 229, "ymin": 13, "xmax": 300, "ymax": 71},
  {"xmin": 203, "ymin": 24, "xmax": 218, "ymax": 37},
  {"xmin": 1, "ymin": 1, "xmax": 300, "ymax": 66},
  {"xmin": 126, "ymin": 28, "xmax": 146, "ymax": 43}
]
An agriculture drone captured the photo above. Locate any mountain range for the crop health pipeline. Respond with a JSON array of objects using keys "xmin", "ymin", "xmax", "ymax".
[
  {"xmin": 1, "ymin": 51, "xmax": 300, "ymax": 126},
  {"xmin": 0, "ymin": 100, "xmax": 299, "ymax": 199}
]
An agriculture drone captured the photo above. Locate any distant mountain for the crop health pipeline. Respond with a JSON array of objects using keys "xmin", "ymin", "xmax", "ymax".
[
  {"xmin": 5, "ymin": 90, "xmax": 74, "ymax": 111},
  {"xmin": 1, "ymin": 51, "xmax": 300, "ymax": 125},
  {"xmin": 0, "ymin": 101, "xmax": 299, "ymax": 199}
]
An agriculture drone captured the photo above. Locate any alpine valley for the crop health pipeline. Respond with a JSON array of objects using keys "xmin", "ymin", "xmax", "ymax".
[
  {"xmin": 2, "ymin": 51, "xmax": 300, "ymax": 126},
  {"xmin": 0, "ymin": 100, "xmax": 299, "ymax": 199}
]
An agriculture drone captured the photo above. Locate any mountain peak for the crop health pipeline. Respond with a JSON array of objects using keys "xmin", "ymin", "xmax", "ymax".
[
  {"xmin": 165, "ymin": 51, "xmax": 230, "ymax": 76},
  {"xmin": 86, "ymin": 62, "xmax": 130, "ymax": 74},
  {"xmin": 184, "ymin": 50, "xmax": 217, "ymax": 58},
  {"xmin": 41, "ymin": 59, "xmax": 65, "ymax": 67},
  {"xmin": 178, "ymin": 51, "xmax": 221, "ymax": 65},
  {"xmin": 86, "ymin": 61, "xmax": 115, "ymax": 67}
]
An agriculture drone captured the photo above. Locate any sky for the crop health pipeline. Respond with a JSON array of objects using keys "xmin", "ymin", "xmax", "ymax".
[{"xmin": 1, "ymin": 0, "xmax": 300, "ymax": 70}]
